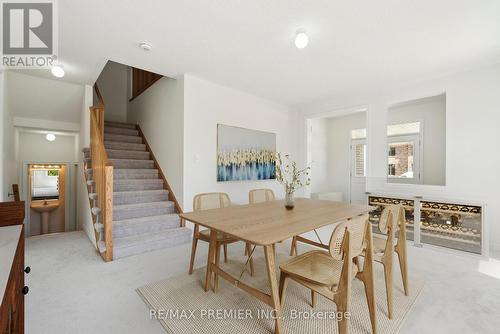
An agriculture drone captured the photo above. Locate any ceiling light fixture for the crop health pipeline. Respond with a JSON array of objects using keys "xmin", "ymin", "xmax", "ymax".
[
  {"xmin": 46, "ymin": 133, "xmax": 56, "ymax": 141},
  {"xmin": 139, "ymin": 42, "xmax": 152, "ymax": 51},
  {"xmin": 294, "ymin": 30, "xmax": 309, "ymax": 49},
  {"xmin": 51, "ymin": 64, "xmax": 65, "ymax": 78}
]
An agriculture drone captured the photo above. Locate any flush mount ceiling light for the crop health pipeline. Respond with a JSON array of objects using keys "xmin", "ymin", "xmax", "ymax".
[
  {"xmin": 46, "ymin": 133, "xmax": 56, "ymax": 141},
  {"xmin": 51, "ymin": 64, "xmax": 65, "ymax": 78},
  {"xmin": 294, "ymin": 30, "xmax": 309, "ymax": 49},
  {"xmin": 139, "ymin": 42, "xmax": 152, "ymax": 51}
]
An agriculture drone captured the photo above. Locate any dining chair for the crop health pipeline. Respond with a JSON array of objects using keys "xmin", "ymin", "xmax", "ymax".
[
  {"xmin": 249, "ymin": 188, "xmax": 276, "ymax": 203},
  {"xmin": 188, "ymin": 192, "xmax": 255, "ymax": 286},
  {"xmin": 279, "ymin": 214, "xmax": 377, "ymax": 334},
  {"xmin": 361, "ymin": 204, "xmax": 409, "ymax": 319}
]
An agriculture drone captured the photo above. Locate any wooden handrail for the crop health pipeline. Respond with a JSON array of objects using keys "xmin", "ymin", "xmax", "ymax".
[
  {"xmin": 89, "ymin": 85, "xmax": 113, "ymax": 262},
  {"xmin": 94, "ymin": 83, "xmax": 105, "ymax": 107}
]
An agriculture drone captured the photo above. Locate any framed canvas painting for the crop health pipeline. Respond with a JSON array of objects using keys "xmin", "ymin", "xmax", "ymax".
[{"xmin": 217, "ymin": 124, "xmax": 276, "ymax": 182}]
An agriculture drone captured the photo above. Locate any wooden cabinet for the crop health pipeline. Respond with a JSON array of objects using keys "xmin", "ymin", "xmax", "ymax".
[
  {"xmin": 0, "ymin": 228, "xmax": 25, "ymax": 334},
  {"xmin": 0, "ymin": 198, "xmax": 27, "ymax": 334}
]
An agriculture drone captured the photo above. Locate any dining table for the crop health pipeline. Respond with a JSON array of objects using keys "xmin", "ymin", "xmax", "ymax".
[{"xmin": 180, "ymin": 198, "xmax": 374, "ymax": 334}]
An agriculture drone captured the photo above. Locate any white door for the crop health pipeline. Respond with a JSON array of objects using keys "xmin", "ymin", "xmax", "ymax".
[
  {"xmin": 387, "ymin": 134, "xmax": 421, "ymax": 184},
  {"xmin": 350, "ymin": 139, "xmax": 367, "ymax": 204}
]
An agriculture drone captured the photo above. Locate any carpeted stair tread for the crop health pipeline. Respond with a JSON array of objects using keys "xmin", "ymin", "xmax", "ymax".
[
  {"xmin": 104, "ymin": 121, "xmax": 137, "ymax": 129},
  {"xmin": 110, "ymin": 158, "xmax": 155, "ymax": 169},
  {"xmin": 113, "ymin": 189, "xmax": 169, "ymax": 205},
  {"xmin": 114, "ymin": 179, "xmax": 164, "ymax": 192},
  {"xmin": 113, "ymin": 227, "xmax": 192, "ymax": 259},
  {"xmin": 105, "ymin": 141, "xmax": 146, "ymax": 151},
  {"xmin": 112, "ymin": 169, "xmax": 159, "ymax": 179},
  {"xmin": 104, "ymin": 126, "xmax": 139, "ymax": 136},
  {"xmin": 113, "ymin": 201, "xmax": 175, "ymax": 221},
  {"xmin": 112, "ymin": 214, "xmax": 181, "ymax": 238},
  {"xmin": 104, "ymin": 133, "xmax": 143, "ymax": 143},
  {"xmin": 106, "ymin": 149, "xmax": 150, "ymax": 160}
]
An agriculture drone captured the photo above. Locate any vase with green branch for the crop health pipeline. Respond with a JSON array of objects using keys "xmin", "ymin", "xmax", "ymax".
[{"xmin": 275, "ymin": 152, "xmax": 311, "ymax": 210}]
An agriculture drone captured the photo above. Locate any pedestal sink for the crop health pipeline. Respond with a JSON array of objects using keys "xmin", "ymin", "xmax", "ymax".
[{"xmin": 31, "ymin": 200, "xmax": 59, "ymax": 234}]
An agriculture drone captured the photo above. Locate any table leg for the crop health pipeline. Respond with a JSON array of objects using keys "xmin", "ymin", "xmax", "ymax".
[
  {"xmin": 204, "ymin": 230, "xmax": 217, "ymax": 292},
  {"xmin": 264, "ymin": 245, "xmax": 283, "ymax": 334}
]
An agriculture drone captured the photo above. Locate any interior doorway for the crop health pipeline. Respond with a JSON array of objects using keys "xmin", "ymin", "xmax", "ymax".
[
  {"xmin": 21, "ymin": 162, "xmax": 77, "ymax": 237},
  {"xmin": 350, "ymin": 137, "xmax": 367, "ymax": 204},
  {"xmin": 307, "ymin": 108, "xmax": 367, "ymax": 204}
]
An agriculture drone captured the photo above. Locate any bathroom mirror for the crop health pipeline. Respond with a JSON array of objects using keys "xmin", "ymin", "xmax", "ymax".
[
  {"xmin": 31, "ymin": 169, "xmax": 60, "ymax": 200},
  {"xmin": 387, "ymin": 94, "xmax": 446, "ymax": 185}
]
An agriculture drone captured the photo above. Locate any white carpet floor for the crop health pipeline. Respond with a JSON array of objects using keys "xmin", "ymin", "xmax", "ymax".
[{"xmin": 25, "ymin": 231, "xmax": 500, "ymax": 334}]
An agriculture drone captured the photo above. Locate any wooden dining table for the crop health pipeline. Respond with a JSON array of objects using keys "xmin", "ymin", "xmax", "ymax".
[{"xmin": 180, "ymin": 198, "xmax": 374, "ymax": 334}]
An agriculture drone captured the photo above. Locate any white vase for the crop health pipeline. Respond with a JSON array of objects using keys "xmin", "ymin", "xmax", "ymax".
[{"xmin": 285, "ymin": 192, "xmax": 295, "ymax": 210}]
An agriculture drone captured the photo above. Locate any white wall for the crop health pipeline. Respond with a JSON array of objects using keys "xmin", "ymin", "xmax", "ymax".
[
  {"xmin": 388, "ymin": 94, "xmax": 446, "ymax": 185},
  {"xmin": 96, "ymin": 61, "xmax": 128, "ymax": 122},
  {"xmin": 18, "ymin": 132, "xmax": 77, "ymax": 163},
  {"xmin": 0, "ymin": 71, "xmax": 5, "ymax": 201},
  {"xmin": 77, "ymin": 85, "xmax": 95, "ymax": 247},
  {"xmin": 299, "ymin": 63, "xmax": 500, "ymax": 254},
  {"xmin": 183, "ymin": 74, "xmax": 297, "ymax": 211},
  {"xmin": 128, "ymin": 76, "xmax": 185, "ymax": 207},
  {"xmin": 5, "ymin": 71, "xmax": 84, "ymax": 122},
  {"xmin": 1, "ymin": 72, "xmax": 16, "ymax": 200},
  {"xmin": 310, "ymin": 112, "xmax": 366, "ymax": 199}
]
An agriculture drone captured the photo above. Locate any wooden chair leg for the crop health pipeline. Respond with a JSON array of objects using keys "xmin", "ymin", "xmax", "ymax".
[
  {"xmin": 362, "ymin": 262, "xmax": 378, "ymax": 334},
  {"xmin": 246, "ymin": 242, "xmax": 255, "ymax": 276},
  {"xmin": 290, "ymin": 236, "xmax": 297, "ymax": 256},
  {"xmin": 188, "ymin": 234, "xmax": 198, "ymax": 275},
  {"xmin": 223, "ymin": 244, "xmax": 228, "ymax": 263},
  {"xmin": 383, "ymin": 261, "xmax": 394, "ymax": 319},
  {"xmin": 396, "ymin": 248, "xmax": 409, "ymax": 296},
  {"xmin": 214, "ymin": 242, "xmax": 221, "ymax": 292},
  {"xmin": 311, "ymin": 290, "xmax": 316, "ymax": 308},
  {"xmin": 278, "ymin": 272, "xmax": 288, "ymax": 306},
  {"xmin": 336, "ymin": 295, "xmax": 350, "ymax": 334}
]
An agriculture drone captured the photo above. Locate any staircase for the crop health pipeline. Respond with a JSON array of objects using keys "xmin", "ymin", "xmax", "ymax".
[{"xmin": 83, "ymin": 121, "xmax": 191, "ymax": 260}]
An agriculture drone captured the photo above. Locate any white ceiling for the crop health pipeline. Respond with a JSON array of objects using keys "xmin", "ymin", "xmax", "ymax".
[{"xmin": 29, "ymin": 0, "xmax": 500, "ymax": 106}]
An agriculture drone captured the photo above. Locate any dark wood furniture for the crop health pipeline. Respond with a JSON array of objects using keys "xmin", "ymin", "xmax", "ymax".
[
  {"xmin": 0, "ymin": 197, "xmax": 28, "ymax": 334},
  {"xmin": 0, "ymin": 225, "xmax": 27, "ymax": 334},
  {"xmin": 0, "ymin": 201, "xmax": 25, "ymax": 228}
]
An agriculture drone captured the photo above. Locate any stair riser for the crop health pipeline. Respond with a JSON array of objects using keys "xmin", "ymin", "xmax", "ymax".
[
  {"xmin": 113, "ymin": 229, "xmax": 191, "ymax": 259},
  {"xmin": 114, "ymin": 181, "xmax": 163, "ymax": 191},
  {"xmin": 104, "ymin": 121, "xmax": 137, "ymax": 129},
  {"xmin": 113, "ymin": 204, "xmax": 175, "ymax": 221},
  {"xmin": 104, "ymin": 126, "xmax": 139, "ymax": 136},
  {"xmin": 107, "ymin": 150, "xmax": 150, "ymax": 160},
  {"xmin": 110, "ymin": 160, "xmax": 154, "ymax": 169},
  {"xmin": 113, "ymin": 192, "xmax": 168, "ymax": 205},
  {"xmin": 105, "ymin": 142, "xmax": 146, "ymax": 151},
  {"xmin": 113, "ymin": 171, "xmax": 159, "ymax": 180},
  {"xmin": 113, "ymin": 218, "xmax": 180, "ymax": 238},
  {"xmin": 104, "ymin": 134, "xmax": 143, "ymax": 143}
]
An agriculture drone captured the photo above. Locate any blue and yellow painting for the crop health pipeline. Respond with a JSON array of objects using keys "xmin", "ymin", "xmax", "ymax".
[{"xmin": 217, "ymin": 125, "xmax": 276, "ymax": 182}]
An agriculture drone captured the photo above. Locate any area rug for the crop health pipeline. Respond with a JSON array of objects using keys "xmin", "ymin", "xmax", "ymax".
[{"xmin": 137, "ymin": 249, "xmax": 423, "ymax": 334}]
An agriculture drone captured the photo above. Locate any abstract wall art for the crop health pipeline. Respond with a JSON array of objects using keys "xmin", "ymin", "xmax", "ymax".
[{"xmin": 217, "ymin": 124, "xmax": 276, "ymax": 182}]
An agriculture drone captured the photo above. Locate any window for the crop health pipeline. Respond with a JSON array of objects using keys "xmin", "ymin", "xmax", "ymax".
[
  {"xmin": 353, "ymin": 143, "xmax": 366, "ymax": 177},
  {"xmin": 351, "ymin": 128, "xmax": 366, "ymax": 139},
  {"xmin": 387, "ymin": 141, "xmax": 415, "ymax": 179}
]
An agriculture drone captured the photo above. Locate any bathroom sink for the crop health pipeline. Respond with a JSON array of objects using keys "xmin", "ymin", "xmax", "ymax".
[{"xmin": 31, "ymin": 201, "xmax": 59, "ymax": 213}]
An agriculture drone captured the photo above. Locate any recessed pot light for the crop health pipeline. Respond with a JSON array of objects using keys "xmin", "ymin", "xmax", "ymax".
[
  {"xmin": 139, "ymin": 42, "xmax": 152, "ymax": 51},
  {"xmin": 51, "ymin": 65, "xmax": 65, "ymax": 78},
  {"xmin": 295, "ymin": 30, "xmax": 309, "ymax": 49},
  {"xmin": 46, "ymin": 133, "xmax": 56, "ymax": 141}
]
